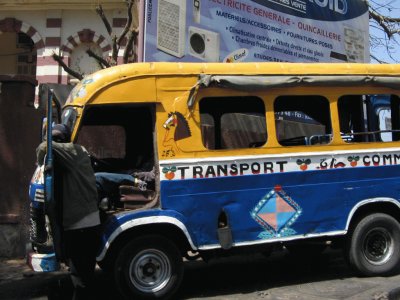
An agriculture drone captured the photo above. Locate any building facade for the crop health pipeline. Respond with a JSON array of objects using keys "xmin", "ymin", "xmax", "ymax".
[
  {"xmin": 0, "ymin": 0, "xmax": 138, "ymax": 257},
  {"xmin": 0, "ymin": 0, "xmax": 138, "ymax": 87}
]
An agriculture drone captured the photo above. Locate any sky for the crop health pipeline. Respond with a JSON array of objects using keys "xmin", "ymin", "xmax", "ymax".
[{"xmin": 369, "ymin": 0, "xmax": 400, "ymax": 63}]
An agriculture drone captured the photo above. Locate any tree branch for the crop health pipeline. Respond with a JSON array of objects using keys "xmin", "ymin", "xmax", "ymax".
[
  {"xmin": 111, "ymin": 35, "xmax": 119, "ymax": 66},
  {"xmin": 123, "ymin": 28, "xmax": 138, "ymax": 63},
  {"xmin": 52, "ymin": 53, "xmax": 83, "ymax": 80},
  {"xmin": 370, "ymin": 53, "xmax": 387, "ymax": 64},
  {"xmin": 86, "ymin": 49, "xmax": 110, "ymax": 68},
  {"xmin": 369, "ymin": 8, "xmax": 400, "ymax": 39},
  {"xmin": 117, "ymin": 0, "xmax": 134, "ymax": 46},
  {"xmin": 96, "ymin": 4, "xmax": 112, "ymax": 36},
  {"xmin": 370, "ymin": 9, "xmax": 392, "ymax": 38}
]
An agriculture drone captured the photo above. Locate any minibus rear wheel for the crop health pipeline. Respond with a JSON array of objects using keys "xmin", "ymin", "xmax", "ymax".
[
  {"xmin": 114, "ymin": 235, "xmax": 184, "ymax": 299},
  {"xmin": 346, "ymin": 213, "xmax": 400, "ymax": 276}
]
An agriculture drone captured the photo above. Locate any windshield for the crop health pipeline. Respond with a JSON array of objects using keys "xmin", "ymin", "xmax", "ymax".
[{"xmin": 61, "ymin": 107, "xmax": 78, "ymax": 132}]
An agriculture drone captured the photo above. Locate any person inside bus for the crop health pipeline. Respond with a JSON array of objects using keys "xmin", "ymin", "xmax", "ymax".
[
  {"xmin": 95, "ymin": 167, "xmax": 155, "ymax": 207},
  {"xmin": 36, "ymin": 124, "xmax": 100, "ymax": 300}
]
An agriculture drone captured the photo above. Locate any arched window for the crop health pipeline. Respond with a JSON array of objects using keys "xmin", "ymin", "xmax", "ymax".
[{"xmin": 0, "ymin": 32, "xmax": 37, "ymax": 77}]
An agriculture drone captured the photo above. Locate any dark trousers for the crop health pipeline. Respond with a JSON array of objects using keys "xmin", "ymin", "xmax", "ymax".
[
  {"xmin": 64, "ymin": 225, "xmax": 100, "ymax": 300},
  {"xmin": 95, "ymin": 172, "xmax": 135, "ymax": 200}
]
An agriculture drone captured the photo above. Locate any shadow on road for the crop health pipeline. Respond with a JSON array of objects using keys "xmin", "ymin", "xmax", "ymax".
[
  {"xmin": 177, "ymin": 248, "xmax": 353, "ymax": 299},
  {"xmin": 0, "ymin": 248, "xmax": 358, "ymax": 300}
]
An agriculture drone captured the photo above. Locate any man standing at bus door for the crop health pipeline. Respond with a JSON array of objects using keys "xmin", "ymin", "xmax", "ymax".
[{"xmin": 36, "ymin": 124, "xmax": 100, "ymax": 300}]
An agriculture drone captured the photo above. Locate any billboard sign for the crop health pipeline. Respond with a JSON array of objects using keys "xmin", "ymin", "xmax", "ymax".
[{"xmin": 144, "ymin": 0, "xmax": 369, "ymax": 63}]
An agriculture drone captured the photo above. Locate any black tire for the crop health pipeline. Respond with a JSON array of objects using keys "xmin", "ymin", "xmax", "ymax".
[
  {"xmin": 346, "ymin": 213, "xmax": 400, "ymax": 276},
  {"xmin": 114, "ymin": 235, "xmax": 184, "ymax": 299}
]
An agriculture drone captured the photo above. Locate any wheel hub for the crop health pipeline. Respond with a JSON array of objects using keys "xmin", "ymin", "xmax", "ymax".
[
  {"xmin": 369, "ymin": 237, "xmax": 386, "ymax": 256},
  {"xmin": 129, "ymin": 249, "xmax": 172, "ymax": 293},
  {"xmin": 363, "ymin": 227, "xmax": 393, "ymax": 265},
  {"xmin": 141, "ymin": 259, "xmax": 160, "ymax": 277}
]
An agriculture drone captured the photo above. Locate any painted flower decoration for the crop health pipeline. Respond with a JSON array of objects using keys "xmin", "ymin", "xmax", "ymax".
[
  {"xmin": 296, "ymin": 158, "xmax": 311, "ymax": 171},
  {"xmin": 347, "ymin": 156, "xmax": 360, "ymax": 167},
  {"xmin": 162, "ymin": 166, "xmax": 177, "ymax": 180}
]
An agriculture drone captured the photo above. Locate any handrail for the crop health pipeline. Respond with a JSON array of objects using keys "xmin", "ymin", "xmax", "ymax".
[{"xmin": 342, "ymin": 129, "xmax": 400, "ymax": 136}]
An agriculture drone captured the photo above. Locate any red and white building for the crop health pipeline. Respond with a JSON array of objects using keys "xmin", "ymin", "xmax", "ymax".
[
  {"xmin": 0, "ymin": 0, "xmax": 141, "ymax": 257},
  {"xmin": 0, "ymin": 0, "xmax": 139, "ymax": 87}
]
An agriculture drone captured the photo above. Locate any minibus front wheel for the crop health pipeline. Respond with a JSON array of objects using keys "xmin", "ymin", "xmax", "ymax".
[
  {"xmin": 114, "ymin": 234, "xmax": 184, "ymax": 299},
  {"xmin": 346, "ymin": 213, "xmax": 400, "ymax": 276}
]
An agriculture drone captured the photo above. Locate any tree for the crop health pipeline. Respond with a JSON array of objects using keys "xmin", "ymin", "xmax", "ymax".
[
  {"xmin": 369, "ymin": 0, "xmax": 400, "ymax": 63},
  {"xmin": 53, "ymin": 0, "xmax": 138, "ymax": 80}
]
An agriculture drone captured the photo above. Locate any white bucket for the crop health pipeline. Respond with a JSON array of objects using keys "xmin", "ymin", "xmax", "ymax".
[{"xmin": 27, "ymin": 252, "xmax": 60, "ymax": 272}]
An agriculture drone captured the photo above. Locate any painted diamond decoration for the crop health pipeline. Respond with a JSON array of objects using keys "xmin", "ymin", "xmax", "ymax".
[{"xmin": 251, "ymin": 186, "xmax": 302, "ymax": 239}]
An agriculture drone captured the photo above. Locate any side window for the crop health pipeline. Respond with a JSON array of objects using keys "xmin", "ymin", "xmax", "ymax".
[
  {"xmin": 338, "ymin": 94, "xmax": 400, "ymax": 143},
  {"xmin": 76, "ymin": 125, "xmax": 126, "ymax": 159},
  {"xmin": 274, "ymin": 95, "xmax": 332, "ymax": 146},
  {"xmin": 75, "ymin": 105, "xmax": 155, "ymax": 172},
  {"xmin": 200, "ymin": 96, "xmax": 267, "ymax": 150},
  {"xmin": 378, "ymin": 108, "xmax": 392, "ymax": 142}
]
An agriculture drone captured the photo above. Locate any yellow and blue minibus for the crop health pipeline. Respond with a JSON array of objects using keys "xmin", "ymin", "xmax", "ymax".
[{"xmin": 30, "ymin": 62, "xmax": 400, "ymax": 299}]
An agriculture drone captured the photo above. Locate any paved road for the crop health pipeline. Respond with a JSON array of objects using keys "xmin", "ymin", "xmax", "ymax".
[{"xmin": 1, "ymin": 248, "xmax": 399, "ymax": 299}]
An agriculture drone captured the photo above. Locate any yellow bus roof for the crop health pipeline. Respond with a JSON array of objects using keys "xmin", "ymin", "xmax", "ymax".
[{"xmin": 67, "ymin": 62, "xmax": 400, "ymax": 106}]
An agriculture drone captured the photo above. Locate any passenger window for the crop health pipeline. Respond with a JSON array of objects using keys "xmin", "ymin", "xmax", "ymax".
[
  {"xmin": 200, "ymin": 96, "xmax": 267, "ymax": 150},
  {"xmin": 274, "ymin": 96, "xmax": 332, "ymax": 146},
  {"xmin": 338, "ymin": 94, "xmax": 400, "ymax": 143},
  {"xmin": 379, "ymin": 108, "xmax": 392, "ymax": 142}
]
